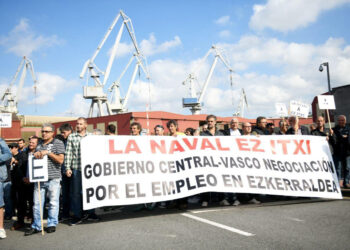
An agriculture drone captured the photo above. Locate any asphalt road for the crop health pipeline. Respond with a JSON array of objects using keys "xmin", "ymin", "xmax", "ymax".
[{"xmin": 2, "ymin": 199, "xmax": 350, "ymax": 250}]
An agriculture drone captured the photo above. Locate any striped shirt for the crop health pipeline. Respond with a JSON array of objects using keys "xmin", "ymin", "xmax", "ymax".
[
  {"xmin": 36, "ymin": 139, "xmax": 65, "ymax": 180},
  {"xmin": 64, "ymin": 132, "xmax": 90, "ymax": 171}
]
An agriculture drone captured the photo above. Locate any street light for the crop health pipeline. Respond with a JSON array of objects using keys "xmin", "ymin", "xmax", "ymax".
[{"xmin": 319, "ymin": 62, "xmax": 331, "ymax": 93}]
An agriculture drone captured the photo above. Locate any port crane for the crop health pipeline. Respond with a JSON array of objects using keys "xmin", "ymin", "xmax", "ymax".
[
  {"xmin": 182, "ymin": 45, "xmax": 233, "ymax": 115},
  {"xmin": 0, "ymin": 56, "xmax": 37, "ymax": 114},
  {"xmin": 233, "ymin": 88, "xmax": 248, "ymax": 117},
  {"xmin": 80, "ymin": 10, "xmax": 150, "ymax": 117}
]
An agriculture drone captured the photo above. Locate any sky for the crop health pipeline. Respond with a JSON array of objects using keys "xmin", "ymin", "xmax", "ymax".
[{"xmin": 0, "ymin": 0, "xmax": 350, "ymax": 119}]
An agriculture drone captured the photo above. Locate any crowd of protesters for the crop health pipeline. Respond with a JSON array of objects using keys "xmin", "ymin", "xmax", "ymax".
[{"xmin": 0, "ymin": 114, "xmax": 349, "ymax": 239}]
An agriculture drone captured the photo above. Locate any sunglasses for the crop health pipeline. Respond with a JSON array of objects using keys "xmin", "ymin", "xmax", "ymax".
[{"xmin": 41, "ymin": 130, "xmax": 53, "ymax": 133}]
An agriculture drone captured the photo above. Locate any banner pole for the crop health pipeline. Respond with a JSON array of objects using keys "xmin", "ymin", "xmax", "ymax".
[
  {"xmin": 326, "ymin": 109, "xmax": 332, "ymax": 129},
  {"xmin": 37, "ymin": 182, "xmax": 44, "ymax": 235}
]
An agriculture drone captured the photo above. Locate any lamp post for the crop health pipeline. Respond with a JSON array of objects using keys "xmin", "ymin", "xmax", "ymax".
[{"xmin": 319, "ymin": 62, "xmax": 331, "ymax": 93}]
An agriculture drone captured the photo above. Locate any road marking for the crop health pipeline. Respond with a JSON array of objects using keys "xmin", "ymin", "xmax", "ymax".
[
  {"xmin": 192, "ymin": 208, "xmax": 228, "ymax": 214},
  {"xmin": 287, "ymin": 217, "xmax": 304, "ymax": 222},
  {"xmin": 181, "ymin": 213, "xmax": 255, "ymax": 237}
]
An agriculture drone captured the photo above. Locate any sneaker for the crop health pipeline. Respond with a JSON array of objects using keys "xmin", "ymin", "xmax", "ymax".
[
  {"xmin": 24, "ymin": 228, "xmax": 40, "ymax": 236},
  {"xmin": 87, "ymin": 213, "xmax": 101, "ymax": 222},
  {"xmin": 248, "ymin": 198, "xmax": 261, "ymax": 204},
  {"xmin": 219, "ymin": 199, "xmax": 230, "ymax": 206},
  {"xmin": 201, "ymin": 201, "xmax": 208, "ymax": 207},
  {"xmin": 0, "ymin": 229, "xmax": 6, "ymax": 239},
  {"xmin": 232, "ymin": 200, "xmax": 241, "ymax": 206},
  {"xmin": 69, "ymin": 217, "xmax": 83, "ymax": 226},
  {"xmin": 46, "ymin": 226, "xmax": 56, "ymax": 233}
]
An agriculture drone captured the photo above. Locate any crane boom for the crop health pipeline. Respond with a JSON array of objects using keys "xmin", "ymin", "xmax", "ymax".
[
  {"xmin": 81, "ymin": 10, "xmax": 151, "ymax": 117},
  {"xmin": 0, "ymin": 56, "xmax": 38, "ymax": 114},
  {"xmin": 182, "ymin": 45, "xmax": 234, "ymax": 115}
]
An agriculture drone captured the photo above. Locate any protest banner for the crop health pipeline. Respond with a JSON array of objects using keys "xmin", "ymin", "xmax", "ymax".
[
  {"xmin": 81, "ymin": 135, "xmax": 342, "ymax": 210},
  {"xmin": 275, "ymin": 103, "xmax": 288, "ymax": 117},
  {"xmin": 289, "ymin": 100, "xmax": 309, "ymax": 118},
  {"xmin": 28, "ymin": 155, "xmax": 48, "ymax": 235}
]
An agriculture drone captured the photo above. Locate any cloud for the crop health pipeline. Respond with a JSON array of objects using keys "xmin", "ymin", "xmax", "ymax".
[
  {"xmin": 126, "ymin": 34, "xmax": 350, "ymax": 118},
  {"xmin": 140, "ymin": 34, "xmax": 181, "ymax": 56},
  {"xmin": 250, "ymin": 0, "xmax": 350, "ymax": 32},
  {"xmin": 64, "ymin": 93, "xmax": 90, "ymax": 117},
  {"xmin": 219, "ymin": 30, "xmax": 231, "ymax": 38},
  {"xmin": 0, "ymin": 18, "xmax": 62, "ymax": 57},
  {"xmin": 215, "ymin": 16, "xmax": 230, "ymax": 25},
  {"xmin": 23, "ymin": 72, "xmax": 79, "ymax": 105},
  {"xmin": 108, "ymin": 33, "xmax": 182, "ymax": 58}
]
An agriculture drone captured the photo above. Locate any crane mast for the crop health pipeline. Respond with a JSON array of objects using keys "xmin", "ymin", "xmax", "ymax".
[
  {"xmin": 0, "ymin": 56, "xmax": 37, "ymax": 114},
  {"xmin": 80, "ymin": 10, "xmax": 150, "ymax": 117},
  {"xmin": 233, "ymin": 88, "xmax": 248, "ymax": 117},
  {"xmin": 182, "ymin": 45, "xmax": 233, "ymax": 115}
]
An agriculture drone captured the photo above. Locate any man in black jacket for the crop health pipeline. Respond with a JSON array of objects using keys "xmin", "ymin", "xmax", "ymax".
[
  {"xmin": 9, "ymin": 143, "xmax": 27, "ymax": 230},
  {"xmin": 252, "ymin": 116, "xmax": 268, "ymax": 135},
  {"xmin": 332, "ymin": 115, "xmax": 350, "ymax": 188},
  {"xmin": 311, "ymin": 116, "xmax": 336, "ymax": 154},
  {"xmin": 286, "ymin": 116, "xmax": 310, "ymax": 135}
]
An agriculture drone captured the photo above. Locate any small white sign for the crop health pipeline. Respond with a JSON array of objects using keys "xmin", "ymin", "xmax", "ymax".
[
  {"xmin": 28, "ymin": 155, "xmax": 48, "ymax": 182},
  {"xmin": 0, "ymin": 113, "xmax": 12, "ymax": 128},
  {"xmin": 318, "ymin": 95, "xmax": 336, "ymax": 110},
  {"xmin": 289, "ymin": 100, "xmax": 309, "ymax": 118},
  {"xmin": 275, "ymin": 103, "xmax": 288, "ymax": 117}
]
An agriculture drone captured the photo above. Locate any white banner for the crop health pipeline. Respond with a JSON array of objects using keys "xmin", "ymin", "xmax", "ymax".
[
  {"xmin": 81, "ymin": 135, "xmax": 342, "ymax": 210},
  {"xmin": 0, "ymin": 113, "xmax": 12, "ymax": 128},
  {"xmin": 275, "ymin": 103, "xmax": 288, "ymax": 117},
  {"xmin": 318, "ymin": 95, "xmax": 336, "ymax": 110},
  {"xmin": 28, "ymin": 155, "xmax": 48, "ymax": 182},
  {"xmin": 290, "ymin": 100, "xmax": 309, "ymax": 118}
]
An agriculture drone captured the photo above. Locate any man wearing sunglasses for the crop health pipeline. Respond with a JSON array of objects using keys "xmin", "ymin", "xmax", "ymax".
[{"xmin": 25, "ymin": 123, "xmax": 65, "ymax": 236}]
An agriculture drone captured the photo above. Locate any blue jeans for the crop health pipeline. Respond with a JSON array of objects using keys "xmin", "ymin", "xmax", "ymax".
[
  {"xmin": 70, "ymin": 169, "xmax": 95, "ymax": 218},
  {"xmin": 3, "ymin": 181, "xmax": 12, "ymax": 218},
  {"xmin": 345, "ymin": 156, "xmax": 350, "ymax": 185},
  {"xmin": 61, "ymin": 174, "xmax": 71, "ymax": 218},
  {"xmin": 0, "ymin": 182, "xmax": 4, "ymax": 208},
  {"xmin": 70, "ymin": 169, "xmax": 82, "ymax": 218},
  {"xmin": 32, "ymin": 179, "xmax": 61, "ymax": 230},
  {"xmin": 333, "ymin": 155, "xmax": 343, "ymax": 181}
]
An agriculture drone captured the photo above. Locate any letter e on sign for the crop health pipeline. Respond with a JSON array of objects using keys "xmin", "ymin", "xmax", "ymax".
[{"xmin": 29, "ymin": 155, "xmax": 48, "ymax": 182}]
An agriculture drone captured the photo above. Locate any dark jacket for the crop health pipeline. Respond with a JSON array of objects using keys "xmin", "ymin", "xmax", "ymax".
[
  {"xmin": 10, "ymin": 151, "xmax": 27, "ymax": 186},
  {"xmin": 252, "ymin": 126, "xmax": 268, "ymax": 135},
  {"xmin": 200, "ymin": 129, "xmax": 225, "ymax": 136},
  {"xmin": 311, "ymin": 127, "xmax": 336, "ymax": 154},
  {"xmin": 332, "ymin": 125, "xmax": 350, "ymax": 157},
  {"xmin": 286, "ymin": 126, "xmax": 310, "ymax": 135}
]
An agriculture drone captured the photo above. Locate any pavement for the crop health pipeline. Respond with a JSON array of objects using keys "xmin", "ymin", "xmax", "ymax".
[{"xmin": 1, "ymin": 196, "xmax": 350, "ymax": 250}]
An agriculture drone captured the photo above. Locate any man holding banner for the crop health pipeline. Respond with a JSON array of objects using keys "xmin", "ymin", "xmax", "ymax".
[{"xmin": 25, "ymin": 123, "xmax": 65, "ymax": 236}]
